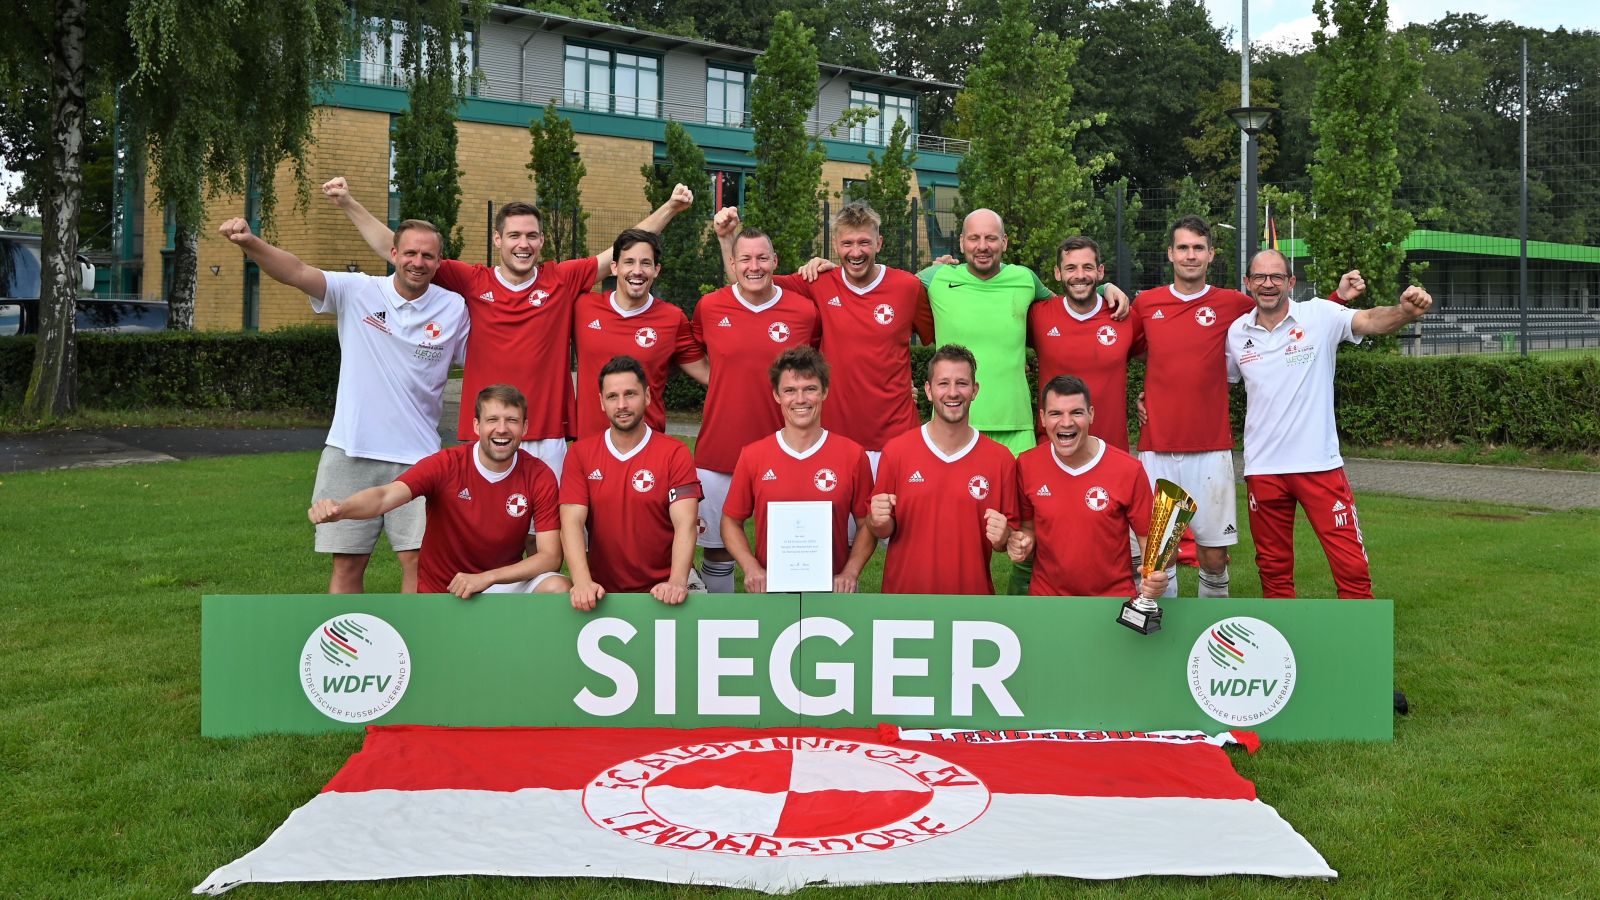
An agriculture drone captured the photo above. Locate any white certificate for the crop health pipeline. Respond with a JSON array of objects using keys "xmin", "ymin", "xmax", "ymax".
[{"xmin": 764, "ymin": 501, "xmax": 833, "ymax": 592}]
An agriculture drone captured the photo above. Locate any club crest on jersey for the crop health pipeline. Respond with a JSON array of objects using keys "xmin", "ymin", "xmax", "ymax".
[
  {"xmin": 634, "ymin": 326, "xmax": 658, "ymax": 348},
  {"xmin": 873, "ymin": 303, "xmax": 895, "ymax": 325},
  {"xmin": 813, "ymin": 468, "xmax": 838, "ymax": 492},
  {"xmin": 631, "ymin": 469, "xmax": 656, "ymax": 493},
  {"xmin": 1289, "ymin": 326, "xmax": 1305, "ymax": 341},
  {"xmin": 768, "ymin": 321, "xmax": 791, "ymax": 343},
  {"xmin": 529, "ymin": 289, "xmax": 550, "ymax": 307},
  {"xmin": 506, "ymin": 493, "xmax": 530, "ymax": 518},
  {"xmin": 1084, "ymin": 486, "xmax": 1110, "ymax": 511},
  {"xmin": 968, "ymin": 475, "xmax": 990, "ymax": 500},
  {"xmin": 423, "ymin": 321, "xmax": 442, "ymax": 340},
  {"xmin": 1195, "ymin": 307, "xmax": 1217, "ymax": 327},
  {"xmin": 1096, "ymin": 324, "xmax": 1118, "ymax": 345}
]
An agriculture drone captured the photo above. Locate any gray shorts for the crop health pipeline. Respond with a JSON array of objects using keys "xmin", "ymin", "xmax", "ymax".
[{"xmin": 312, "ymin": 445, "xmax": 426, "ymax": 554}]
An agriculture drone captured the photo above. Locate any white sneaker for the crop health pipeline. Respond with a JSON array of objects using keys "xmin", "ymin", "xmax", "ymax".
[{"xmin": 686, "ymin": 567, "xmax": 709, "ymax": 594}]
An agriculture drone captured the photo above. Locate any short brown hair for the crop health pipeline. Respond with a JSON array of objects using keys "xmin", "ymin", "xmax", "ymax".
[
  {"xmin": 1168, "ymin": 215, "xmax": 1211, "ymax": 248},
  {"xmin": 1041, "ymin": 374, "xmax": 1091, "ymax": 408},
  {"xmin": 733, "ymin": 227, "xmax": 775, "ymax": 258},
  {"xmin": 926, "ymin": 343, "xmax": 977, "ymax": 381},
  {"xmin": 474, "ymin": 383, "xmax": 528, "ymax": 418},
  {"xmin": 1057, "ymin": 235, "xmax": 1102, "ymax": 266},
  {"xmin": 393, "ymin": 219, "xmax": 442, "ymax": 251},
  {"xmin": 769, "ymin": 346, "xmax": 830, "ymax": 392},
  {"xmin": 494, "ymin": 201, "xmax": 543, "ymax": 235},
  {"xmin": 832, "ymin": 200, "xmax": 882, "ymax": 233}
]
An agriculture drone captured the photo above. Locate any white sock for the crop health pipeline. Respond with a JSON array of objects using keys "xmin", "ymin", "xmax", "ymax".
[
  {"xmin": 700, "ymin": 559, "xmax": 735, "ymax": 594},
  {"xmin": 1197, "ymin": 567, "xmax": 1230, "ymax": 598}
]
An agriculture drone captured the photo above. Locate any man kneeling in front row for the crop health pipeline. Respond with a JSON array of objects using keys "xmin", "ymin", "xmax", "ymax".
[{"xmin": 308, "ymin": 384, "xmax": 571, "ymax": 597}]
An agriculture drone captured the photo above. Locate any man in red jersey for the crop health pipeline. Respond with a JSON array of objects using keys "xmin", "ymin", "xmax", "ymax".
[
  {"xmin": 1134, "ymin": 216, "xmax": 1361, "ymax": 598},
  {"xmin": 571, "ymin": 229, "xmax": 708, "ymax": 438},
  {"xmin": 322, "ymin": 176, "xmax": 695, "ymax": 482},
  {"xmin": 723, "ymin": 347, "xmax": 875, "ymax": 594},
  {"xmin": 1029, "ymin": 236, "xmax": 1144, "ymax": 450},
  {"xmin": 716, "ymin": 201, "xmax": 933, "ymax": 476},
  {"xmin": 561, "ymin": 356, "xmax": 703, "ymax": 611},
  {"xmin": 1007, "ymin": 376, "xmax": 1168, "ymax": 600},
  {"xmin": 869, "ymin": 344, "xmax": 1019, "ymax": 595},
  {"xmin": 308, "ymin": 385, "xmax": 569, "ymax": 598},
  {"xmin": 691, "ymin": 227, "xmax": 821, "ymax": 592}
]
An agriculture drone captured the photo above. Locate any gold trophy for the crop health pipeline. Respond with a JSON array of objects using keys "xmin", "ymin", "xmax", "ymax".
[{"xmin": 1117, "ymin": 478, "xmax": 1198, "ymax": 635}]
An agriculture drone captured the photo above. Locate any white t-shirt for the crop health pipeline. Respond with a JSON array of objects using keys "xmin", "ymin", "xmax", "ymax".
[
  {"xmin": 1226, "ymin": 298, "xmax": 1361, "ymax": 477},
  {"xmin": 314, "ymin": 271, "xmax": 469, "ymax": 465}
]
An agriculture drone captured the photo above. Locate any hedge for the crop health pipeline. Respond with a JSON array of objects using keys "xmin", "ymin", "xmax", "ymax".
[
  {"xmin": 5, "ymin": 330, "xmax": 1596, "ymax": 451},
  {"xmin": 0, "ymin": 327, "xmax": 339, "ymax": 411}
]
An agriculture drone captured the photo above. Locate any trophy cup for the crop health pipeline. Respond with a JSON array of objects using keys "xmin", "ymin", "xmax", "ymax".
[{"xmin": 1117, "ymin": 478, "xmax": 1198, "ymax": 635}]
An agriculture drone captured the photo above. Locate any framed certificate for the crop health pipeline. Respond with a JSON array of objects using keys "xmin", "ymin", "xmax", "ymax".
[{"xmin": 764, "ymin": 501, "xmax": 833, "ymax": 592}]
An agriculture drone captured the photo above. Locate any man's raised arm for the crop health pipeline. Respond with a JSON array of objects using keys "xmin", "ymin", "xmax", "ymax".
[
  {"xmin": 322, "ymin": 176, "xmax": 395, "ymax": 261},
  {"xmin": 596, "ymin": 183, "xmax": 694, "ymax": 272},
  {"xmin": 220, "ymin": 218, "xmax": 327, "ymax": 301}
]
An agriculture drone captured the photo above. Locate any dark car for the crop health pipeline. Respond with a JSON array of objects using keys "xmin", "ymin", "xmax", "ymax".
[{"xmin": 0, "ymin": 230, "xmax": 167, "ymax": 336}]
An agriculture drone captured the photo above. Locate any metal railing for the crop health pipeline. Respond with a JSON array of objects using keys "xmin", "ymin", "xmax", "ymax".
[{"xmin": 341, "ymin": 63, "xmax": 967, "ymax": 154}]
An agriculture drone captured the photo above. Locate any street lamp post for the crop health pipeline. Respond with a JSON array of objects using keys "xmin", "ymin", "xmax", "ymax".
[{"xmin": 1224, "ymin": 105, "xmax": 1278, "ymax": 281}]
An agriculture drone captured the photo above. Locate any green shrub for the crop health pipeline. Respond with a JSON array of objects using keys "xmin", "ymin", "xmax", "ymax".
[{"xmin": 0, "ymin": 327, "xmax": 340, "ymax": 410}]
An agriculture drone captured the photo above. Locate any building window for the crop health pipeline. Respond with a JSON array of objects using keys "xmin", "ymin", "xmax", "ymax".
[
  {"xmin": 848, "ymin": 89, "xmax": 915, "ymax": 145},
  {"xmin": 706, "ymin": 65, "xmax": 752, "ymax": 127},
  {"xmin": 564, "ymin": 43, "xmax": 659, "ymax": 117},
  {"xmin": 350, "ymin": 17, "xmax": 476, "ymax": 90},
  {"xmin": 842, "ymin": 179, "xmax": 868, "ymax": 202},
  {"xmin": 709, "ymin": 169, "xmax": 749, "ymax": 210}
]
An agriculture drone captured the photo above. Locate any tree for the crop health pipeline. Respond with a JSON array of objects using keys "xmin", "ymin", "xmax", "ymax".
[
  {"xmin": 955, "ymin": 0, "xmax": 1109, "ymax": 274},
  {"xmin": 393, "ymin": 68, "xmax": 466, "ymax": 259},
  {"xmin": 387, "ymin": 2, "xmax": 484, "ymax": 261},
  {"xmin": 1306, "ymin": 0, "xmax": 1423, "ymax": 328},
  {"xmin": 744, "ymin": 11, "xmax": 826, "ymax": 271},
  {"xmin": 640, "ymin": 121, "xmax": 720, "ymax": 315},
  {"xmin": 527, "ymin": 101, "xmax": 588, "ymax": 261},
  {"xmin": 859, "ymin": 117, "xmax": 917, "ymax": 270},
  {"xmin": 1182, "ymin": 76, "xmax": 1278, "ymax": 215}
]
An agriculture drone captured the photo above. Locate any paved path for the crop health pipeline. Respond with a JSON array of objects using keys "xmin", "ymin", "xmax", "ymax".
[{"xmin": 4, "ymin": 385, "xmax": 1596, "ymax": 510}]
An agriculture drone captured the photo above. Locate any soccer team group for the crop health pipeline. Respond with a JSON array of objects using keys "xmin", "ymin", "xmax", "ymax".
[{"xmin": 217, "ymin": 174, "xmax": 1434, "ymax": 608}]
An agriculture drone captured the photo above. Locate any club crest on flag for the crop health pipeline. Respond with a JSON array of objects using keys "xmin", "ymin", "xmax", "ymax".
[
  {"xmin": 298, "ymin": 614, "xmax": 410, "ymax": 723},
  {"xmin": 583, "ymin": 737, "xmax": 990, "ymax": 857}
]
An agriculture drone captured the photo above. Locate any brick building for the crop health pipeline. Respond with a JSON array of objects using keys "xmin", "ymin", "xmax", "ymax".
[{"xmin": 117, "ymin": 6, "xmax": 965, "ymax": 331}]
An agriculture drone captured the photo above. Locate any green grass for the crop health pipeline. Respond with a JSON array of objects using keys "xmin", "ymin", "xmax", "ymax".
[
  {"xmin": 2, "ymin": 452, "xmax": 1597, "ymax": 897},
  {"xmin": 1344, "ymin": 442, "xmax": 1600, "ymax": 472}
]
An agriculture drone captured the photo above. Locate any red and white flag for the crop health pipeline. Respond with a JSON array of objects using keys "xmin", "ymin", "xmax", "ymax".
[{"xmin": 195, "ymin": 724, "xmax": 1334, "ymax": 894}]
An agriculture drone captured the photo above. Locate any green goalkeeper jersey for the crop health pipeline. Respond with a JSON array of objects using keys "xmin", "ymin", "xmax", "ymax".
[{"xmin": 918, "ymin": 262, "xmax": 1052, "ymax": 432}]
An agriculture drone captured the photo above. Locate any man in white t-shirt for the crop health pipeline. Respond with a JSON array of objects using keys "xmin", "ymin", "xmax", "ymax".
[
  {"xmin": 220, "ymin": 216, "xmax": 469, "ymax": 594},
  {"xmin": 1226, "ymin": 249, "xmax": 1432, "ymax": 598}
]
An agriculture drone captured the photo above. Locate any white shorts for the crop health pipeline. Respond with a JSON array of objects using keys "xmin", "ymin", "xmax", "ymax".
[
  {"xmin": 521, "ymin": 438, "xmax": 568, "ymax": 485},
  {"xmin": 312, "ymin": 446, "xmax": 425, "ymax": 554},
  {"xmin": 482, "ymin": 571, "xmax": 564, "ymax": 593},
  {"xmin": 1138, "ymin": 449, "xmax": 1238, "ymax": 547},
  {"xmin": 866, "ymin": 450, "xmax": 882, "ymax": 481},
  {"xmin": 695, "ymin": 468, "xmax": 733, "ymax": 549}
]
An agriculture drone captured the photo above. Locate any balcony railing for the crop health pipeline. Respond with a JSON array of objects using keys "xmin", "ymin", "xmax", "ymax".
[{"xmin": 341, "ymin": 62, "xmax": 968, "ymax": 155}]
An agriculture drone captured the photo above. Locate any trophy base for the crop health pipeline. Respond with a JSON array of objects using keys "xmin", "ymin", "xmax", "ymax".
[{"xmin": 1117, "ymin": 598, "xmax": 1163, "ymax": 635}]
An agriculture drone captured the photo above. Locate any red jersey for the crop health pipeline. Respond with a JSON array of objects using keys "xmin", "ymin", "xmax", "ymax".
[
  {"xmin": 689, "ymin": 285, "xmax": 820, "ymax": 472},
  {"xmin": 397, "ymin": 444, "xmax": 560, "ymax": 594},
  {"xmin": 1017, "ymin": 440, "xmax": 1153, "ymax": 598},
  {"xmin": 571, "ymin": 292, "xmax": 703, "ymax": 439},
  {"xmin": 1029, "ymin": 296, "xmax": 1146, "ymax": 450},
  {"xmin": 1132, "ymin": 284, "xmax": 1252, "ymax": 452},
  {"xmin": 436, "ymin": 258, "xmax": 600, "ymax": 442},
  {"xmin": 725, "ymin": 430, "xmax": 872, "ymax": 574},
  {"xmin": 873, "ymin": 425, "xmax": 1020, "ymax": 595},
  {"xmin": 560, "ymin": 429, "xmax": 702, "ymax": 592},
  {"xmin": 776, "ymin": 268, "xmax": 933, "ymax": 451}
]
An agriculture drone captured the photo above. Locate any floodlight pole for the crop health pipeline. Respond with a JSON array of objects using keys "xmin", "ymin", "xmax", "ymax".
[{"xmin": 1239, "ymin": 0, "xmax": 1250, "ymax": 288}]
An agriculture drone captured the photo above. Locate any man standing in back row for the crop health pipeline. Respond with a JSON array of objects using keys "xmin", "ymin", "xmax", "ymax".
[
  {"xmin": 1227, "ymin": 250, "xmax": 1431, "ymax": 598},
  {"xmin": 323, "ymin": 176, "xmax": 695, "ymax": 482}
]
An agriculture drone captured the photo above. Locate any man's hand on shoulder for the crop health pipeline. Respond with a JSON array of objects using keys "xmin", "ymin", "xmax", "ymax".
[
  {"xmin": 1104, "ymin": 283, "xmax": 1131, "ymax": 320},
  {"xmin": 798, "ymin": 257, "xmax": 837, "ymax": 282}
]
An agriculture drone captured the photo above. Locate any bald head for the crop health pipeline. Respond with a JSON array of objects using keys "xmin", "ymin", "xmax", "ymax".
[
  {"xmin": 1247, "ymin": 248, "xmax": 1290, "ymax": 276},
  {"xmin": 959, "ymin": 208, "xmax": 1008, "ymax": 279}
]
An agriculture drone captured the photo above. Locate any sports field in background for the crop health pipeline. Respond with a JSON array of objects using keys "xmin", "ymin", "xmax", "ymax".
[{"xmin": 2, "ymin": 450, "xmax": 1596, "ymax": 896}]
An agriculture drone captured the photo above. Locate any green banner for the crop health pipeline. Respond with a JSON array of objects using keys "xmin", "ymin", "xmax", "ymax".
[{"xmin": 201, "ymin": 593, "xmax": 1392, "ymax": 740}]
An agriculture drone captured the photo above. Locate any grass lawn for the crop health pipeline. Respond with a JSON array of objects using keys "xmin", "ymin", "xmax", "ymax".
[{"xmin": 2, "ymin": 450, "xmax": 1596, "ymax": 897}]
